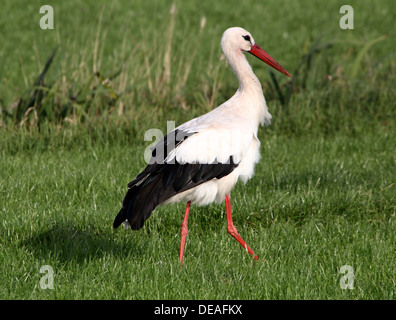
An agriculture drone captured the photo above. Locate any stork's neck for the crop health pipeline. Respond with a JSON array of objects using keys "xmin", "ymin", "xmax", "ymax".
[
  {"xmin": 227, "ymin": 50, "xmax": 263, "ymax": 94},
  {"xmin": 223, "ymin": 49, "xmax": 271, "ymax": 128}
]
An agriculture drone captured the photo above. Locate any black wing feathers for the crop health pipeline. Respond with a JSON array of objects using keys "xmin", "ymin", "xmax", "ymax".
[{"xmin": 113, "ymin": 130, "xmax": 239, "ymax": 230}]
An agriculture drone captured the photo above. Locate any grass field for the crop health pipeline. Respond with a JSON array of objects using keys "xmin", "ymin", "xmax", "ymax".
[{"xmin": 0, "ymin": 0, "xmax": 395, "ymax": 299}]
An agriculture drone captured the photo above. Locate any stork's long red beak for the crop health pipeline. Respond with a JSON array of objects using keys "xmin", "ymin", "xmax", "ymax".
[{"xmin": 249, "ymin": 44, "xmax": 291, "ymax": 77}]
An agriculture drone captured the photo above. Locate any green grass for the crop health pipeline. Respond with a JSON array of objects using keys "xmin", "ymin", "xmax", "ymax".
[
  {"xmin": 1, "ymin": 127, "xmax": 394, "ymax": 299},
  {"xmin": 0, "ymin": 0, "xmax": 395, "ymax": 299}
]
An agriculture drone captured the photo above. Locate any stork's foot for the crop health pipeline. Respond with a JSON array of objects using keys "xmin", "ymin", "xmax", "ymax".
[
  {"xmin": 225, "ymin": 195, "xmax": 259, "ymax": 260},
  {"xmin": 179, "ymin": 201, "xmax": 191, "ymax": 267}
]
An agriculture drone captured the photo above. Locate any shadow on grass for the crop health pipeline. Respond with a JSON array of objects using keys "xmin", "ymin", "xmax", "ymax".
[{"xmin": 21, "ymin": 222, "xmax": 144, "ymax": 264}]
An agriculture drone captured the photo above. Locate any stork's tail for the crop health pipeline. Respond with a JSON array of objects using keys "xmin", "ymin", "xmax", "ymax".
[
  {"xmin": 113, "ymin": 171, "xmax": 165, "ymax": 230},
  {"xmin": 113, "ymin": 208, "xmax": 126, "ymax": 229},
  {"xmin": 113, "ymin": 209, "xmax": 129, "ymax": 229},
  {"xmin": 113, "ymin": 151, "xmax": 239, "ymax": 230},
  {"xmin": 113, "ymin": 185, "xmax": 151, "ymax": 230},
  {"xmin": 113, "ymin": 187, "xmax": 137, "ymax": 229}
]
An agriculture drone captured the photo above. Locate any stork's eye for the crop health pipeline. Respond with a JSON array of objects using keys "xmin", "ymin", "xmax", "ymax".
[{"xmin": 243, "ymin": 35, "xmax": 251, "ymax": 42}]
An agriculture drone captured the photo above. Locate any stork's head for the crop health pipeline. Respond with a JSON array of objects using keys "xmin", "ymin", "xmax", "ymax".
[{"xmin": 221, "ymin": 27, "xmax": 291, "ymax": 77}]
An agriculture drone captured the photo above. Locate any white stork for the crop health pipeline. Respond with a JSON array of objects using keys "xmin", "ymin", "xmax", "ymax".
[{"xmin": 113, "ymin": 27, "xmax": 291, "ymax": 264}]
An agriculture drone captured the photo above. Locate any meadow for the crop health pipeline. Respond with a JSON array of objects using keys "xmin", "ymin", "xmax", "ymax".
[{"xmin": 0, "ymin": 0, "xmax": 395, "ymax": 299}]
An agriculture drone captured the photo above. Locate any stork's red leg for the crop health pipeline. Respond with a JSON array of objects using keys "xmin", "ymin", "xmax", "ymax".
[
  {"xmin": 225, "ymin": 195, "xmax": 259, "ymax": 260},
  {"xmin": 179, "ymin": 201, "xmax": 191, "ymax": 266}
]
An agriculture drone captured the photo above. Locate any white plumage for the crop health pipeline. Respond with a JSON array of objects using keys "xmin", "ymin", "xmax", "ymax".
[
  {"xmin": 164, "ymin": 27, "xmax": 273, "ymax": 205},
  {"xmin": 114, "ymin": 27, "xmax": 291, "ymax": 264}
]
